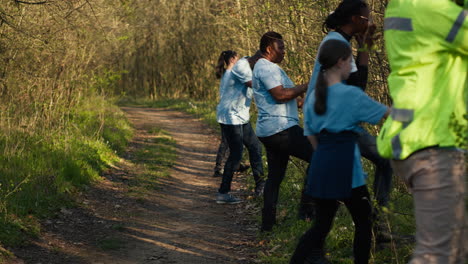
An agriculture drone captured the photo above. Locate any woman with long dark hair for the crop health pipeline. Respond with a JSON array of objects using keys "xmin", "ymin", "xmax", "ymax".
[
  {"xmin": 290, "ymin": 39, "xmax": 389, "ymax": 264},
  {"xmin": 214, "ymin": 50, "xmax": 265, "ymax": 204},
  {"xmin": 213, "ymin": 51, "xmax": 251, "ymax": 178},
  {"xmin": 303, "ymin": 0, "xmax": 393, "ymax": 242}
]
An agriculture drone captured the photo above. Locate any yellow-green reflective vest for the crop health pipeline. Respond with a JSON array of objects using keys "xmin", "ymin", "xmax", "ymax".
[{"xmin": 377, "ymin": 0, "xmax": 468, "ymax": 160}]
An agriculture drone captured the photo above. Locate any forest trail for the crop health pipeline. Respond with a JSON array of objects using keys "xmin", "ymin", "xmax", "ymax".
[{"xmin": 10, "ymin": 107, "xmax": 258, "ymax": 264}]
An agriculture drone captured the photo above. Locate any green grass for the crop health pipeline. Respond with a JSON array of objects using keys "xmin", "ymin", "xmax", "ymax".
[
  {"xmin": 126, "ymin": 125, "xmax": 177, "ymax": 199},
  {"xmin": 124, "ymin": 97, "xmax": 418, "ymax": 264},
  {"xmin": 0, "ymin": 96, "xmax": 133, "ymax": 255}
]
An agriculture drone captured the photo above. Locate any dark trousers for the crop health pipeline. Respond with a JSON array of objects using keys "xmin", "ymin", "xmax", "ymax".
[
  {"xmin": 258, "ymin": 125, "xmax": 313, "ymax": 230},
  {"xmin": 218, "ymin": 123, "xmax": 264, "ymax": 194},
  {"xmin": 357, "ymin": 130, "xmax": 393, "ymax": 207},
  {"xmin": 290, "ymin": 186, "xmax": 373, "ymax": 264}
]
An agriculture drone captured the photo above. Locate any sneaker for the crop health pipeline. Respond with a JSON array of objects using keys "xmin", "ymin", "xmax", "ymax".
[
  {"xmin": 216, "ymin": 193, "xmax": 242, "ymax": 204},
  {"xmin": 254, "ymin": 181, "xmax": 265, "ymax": 196}
]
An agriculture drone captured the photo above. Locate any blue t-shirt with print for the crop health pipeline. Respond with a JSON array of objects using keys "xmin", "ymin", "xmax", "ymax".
[
  {"xmin": 304, "ymin": 82, "xmax": 387, "ymax": 188},
  {"xmin": 252, "ymin": 58, "xmax": 299, "ymax": 137},
  {"xmin": 216, "ymin": 57, "xmax": 253, "ymax": 125},
  {"xmin": 304, "ymin": 31, "xmax": 358, "ymax": 136}
]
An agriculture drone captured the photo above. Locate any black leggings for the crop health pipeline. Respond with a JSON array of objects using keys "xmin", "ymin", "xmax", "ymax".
[
  {"xmin": 290, "ymin": 186, "xmax": 373, "ymax": 264},
  {"xmin": 258, "ymin": 125, "xmax": 313, "ymax": 230}
]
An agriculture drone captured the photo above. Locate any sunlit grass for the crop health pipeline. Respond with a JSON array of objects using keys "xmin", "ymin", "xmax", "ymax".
[
  {"xmin": 0, "ymin": 96, "xmax": 133, "ymax": 253},
  {"xmin": 126, "ymin": 127, "xmax": 176, "ymax": 198}
]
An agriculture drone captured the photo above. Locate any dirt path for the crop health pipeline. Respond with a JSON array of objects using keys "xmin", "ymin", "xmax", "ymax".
[{"xmin": 10, "ymin": 107, "xmax": 259, "ymax": 264}]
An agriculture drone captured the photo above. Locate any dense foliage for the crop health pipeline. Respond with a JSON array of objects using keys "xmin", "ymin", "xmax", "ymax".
[{"xmin": 0, "ymin": 0, "xmax": 465, "ymax": 262}]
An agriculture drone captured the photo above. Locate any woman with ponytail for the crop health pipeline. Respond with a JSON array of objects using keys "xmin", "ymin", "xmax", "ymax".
[
  {"xmin": 213, "ymin": 51, "xmax": 238, "ymax": 179},
  {"xmin": 291, "ymin": 39, "xmax": 389, "ymax": 264},
  {"xmin": 215, "ymin": 50, "xmax": 237, "ymax": 79},
  {"xmin": 303, "ymin": 0, "xmax": 393, "ymax": 242},
  {"xmin": 213, "ymin": 51, "xmax": 251, "ymax": 178},
  {"xmin": 214, "ymin": 50, "xmax": 265, "ymax": 204}
]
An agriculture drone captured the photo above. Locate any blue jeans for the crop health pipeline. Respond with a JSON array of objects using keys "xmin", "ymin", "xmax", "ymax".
[
  {"xmin": 218, "ymin": 123, "xmax": 264, "ymax": 194},
  {"xmin": 357, "ymin": 130, "xmax": 393, "ymax": 207}
]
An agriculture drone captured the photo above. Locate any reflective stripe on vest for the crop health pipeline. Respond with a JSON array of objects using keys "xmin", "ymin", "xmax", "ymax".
[
  {"xmin": 391, "ymin": 108, "xmax": 414, "ymax": 127},
  {"xmin": 446, "ymin": 10, "xmax": 468, "ymax": 43},
  {"xmin": 391, "ymin": 134, "xmax": 403, "ymax": 159},
  {"xmin": 384, "ymin": 17, "xmax": 413, "ymax": 31},
  {"xmin": 390, "ymin": 108, "xmax": 415, "ymax": 159}
]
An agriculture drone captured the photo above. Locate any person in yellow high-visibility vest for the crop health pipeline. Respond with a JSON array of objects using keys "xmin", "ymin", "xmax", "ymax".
[{"xmin": 377, "ymin": 0, "xmax": 467, "ymax": 263}]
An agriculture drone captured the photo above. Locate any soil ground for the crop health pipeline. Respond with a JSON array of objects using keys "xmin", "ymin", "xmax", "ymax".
[{"xmin": 7, "ymin": 107, "xmax": 260, "ymax": 264}]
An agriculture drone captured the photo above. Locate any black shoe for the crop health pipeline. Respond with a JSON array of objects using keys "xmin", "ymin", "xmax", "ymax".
[
  {"xmin": 304, "ymin": 256, "xmax": 331, "ymax": 264},
  {"xmin": 291, "ymin": 249, "xmax": 330, "ymax": 264},
  {"xmin": 237, "ymin": 163, "xmax": 250, "ymax": 173},
  {"xmin": 254, "ymin": 181, "xmax": 265, "ymax": 196},
  {"xmin": 261, "ymin": 208, "xmax": 276, "ymax": 232}
]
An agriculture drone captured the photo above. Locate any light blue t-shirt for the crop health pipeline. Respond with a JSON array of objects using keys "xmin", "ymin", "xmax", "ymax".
[
  {"xmin": 303, "ymin": 31, "xmax": 358, "ymax": 136},
  {"xmin": 304, "ymin": 82, "xmax": 387, "ymax": 188},
  {"xmin": 216, "ymin": 57, "xmax": 253, "ymax": 125},
  {"xmin": 252, "ymin": 58, "xmax": 299, "ymax": 137}
]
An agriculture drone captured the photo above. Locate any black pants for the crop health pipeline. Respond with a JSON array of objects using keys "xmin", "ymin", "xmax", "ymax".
[
  {"xmin": 258, "ymin": 125, "xmax": 313, "ymax": 230},
  {"xmin": 357, "ymin": 130, "xmax": 392, "ymax": 207},
  {"xmin": 290, "ymin": 186, "xmax": 373, "ymax": 264},
  {"xmin": 218, "ymin": 123, "xmax": 264, "ymax": 194}
]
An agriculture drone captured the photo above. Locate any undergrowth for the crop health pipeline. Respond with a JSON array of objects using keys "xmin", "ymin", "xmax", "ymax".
[{"xmin": 0, "ymin": 96, "xmax": 133, "ymax": 256}]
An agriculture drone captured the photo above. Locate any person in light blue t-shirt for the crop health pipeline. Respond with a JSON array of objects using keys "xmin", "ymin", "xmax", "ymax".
[
  {"xmin": 290, "ymin": 39, "xmax": 389, "ymax": 264},
  {"xmin": 252, "ymin": 31, "xmax": 315, "ymax": 232},
  {"xmin": 303, "ymin": 0, "xmax": 394, "ymax": 243},
  {"xmin": 214, "ymin": 50, "xmax": 265, "ymax": 205}
]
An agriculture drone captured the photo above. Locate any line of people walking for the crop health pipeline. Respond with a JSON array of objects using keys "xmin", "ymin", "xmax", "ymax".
[{"xmin": 211, "ymin": 0, "xmax": 467, "ymax": 263}]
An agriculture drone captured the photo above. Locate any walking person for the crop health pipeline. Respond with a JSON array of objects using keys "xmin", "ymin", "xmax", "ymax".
[
  {"xmin": 290, "ymin": 39, "xmax": 390, "ymax": 264},
  {"xmin": 378, "ymin": 0, "xmax": 467, "ymax": 263},
  {"xmin": 252, "ymin": 31, "xmax": 313, "ymax": 231},
  {"xmin": 215, "ymin": 50, "xmax": 265, "ymax": 204},
  {"xmin": 303, "ymin": 0, "xmax": 393, "ymax": 241}
]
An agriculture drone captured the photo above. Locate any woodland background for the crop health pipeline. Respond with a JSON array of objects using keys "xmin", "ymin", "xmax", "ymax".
[{"xmin": 0, "ymin": 0, "xmax": 465, "ymax": 263}]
